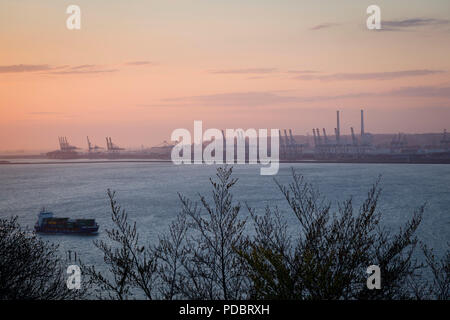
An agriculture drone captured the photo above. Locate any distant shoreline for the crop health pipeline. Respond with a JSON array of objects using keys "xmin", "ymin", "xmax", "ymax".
[{"xmin": 1, "ymin": 159, "xmax": 450, "ymax": 165}]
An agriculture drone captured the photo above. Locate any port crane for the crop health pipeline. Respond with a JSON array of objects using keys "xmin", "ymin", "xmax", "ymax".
[
  {"xmin": 106, "ymin": 137, "xmax": 125, "ymax": 152},
  {"xmin": 58, "ymin": 137, "xmax": 78, "ymax": 151},
  {"xmin": 87, "ymin": 136, "xmax": 103, "ymax": 152}
]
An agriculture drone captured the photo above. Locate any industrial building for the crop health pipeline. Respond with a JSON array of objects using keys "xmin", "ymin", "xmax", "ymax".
[{"xmin": 46, "ymin": 110, "xmax": 450, "ymax": 163}]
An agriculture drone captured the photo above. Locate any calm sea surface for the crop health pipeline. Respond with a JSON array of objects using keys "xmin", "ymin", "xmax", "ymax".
[{"xmin": 1, "ymin": 162, "xmax": 449, "ymax": 272}]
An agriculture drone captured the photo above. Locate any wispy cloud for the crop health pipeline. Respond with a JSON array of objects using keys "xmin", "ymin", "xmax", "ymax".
[
  {"xmin": 209, "ymin": 68, "xmax": 277, "ymax": 74},
  {"xmin": 45, "ymin": 64, "xmax": 119, "ymax": 75},
  {"xmin": 387, "ymin": 85, "xmax": 450, "ymax": 97},
  {"xmin": 294, "ymin": 69, "xmax": 444, "ymax": 81},
  {"xmin": 0, "ymin": 63, "xmax": 118, "ymax": 75},
  {"xmin": 125, "ymin": 61, "xmax": 153, "ymax": 66},
  {"xmin": 309, "ymin": 23, "xmax": 340, "ymax": 31},
  {"xmin": 163, "ymin": 91, "xmax": 297, "ymax": 107},
  {"xmin": 48, "ymin": 69, "xmax": 118, "ymax": 75},
  {"xmin": 27, "ymin": 111, "xmax": 76, "ymax": 120},
  {"xmin": 28, "ymin": 112, "xmax": 64, "ymax": 115},
  {"xmin": 304, "ymin": 86, "xmax": 450, "ymax": 100},
  {"xmin": 286, "ymin": 70, "xmax": 319, "ymax": 74},
  {"xmin": 143, "ymin": 85, "xmax": 450, "ymax": 108},
  {"xmin": 382, "ymin": 18, "xmax": 450, "ymax": 31},
  {"xmin": 1, "ymin": 61, "xmax": 150, "ymax": 75},
  {"xmin": 149, "ymin": 91, "xmax": 332, "ymax": 108},
  {"xmin": 0, "ymin": 64, "xmax": 55, "ymax": 73},
  {"xmin": 70, "ymin": 64, "xmax": 97, "ymax": 70}
]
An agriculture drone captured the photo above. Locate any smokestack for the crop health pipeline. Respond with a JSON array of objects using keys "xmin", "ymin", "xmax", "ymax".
[
  {"xmin": 336, "ymin": 110, "xmax": 340, "ymax": 143},
  {"xmin": 361, "ymin": 109, "xmax": 365, "ymax": 137}
]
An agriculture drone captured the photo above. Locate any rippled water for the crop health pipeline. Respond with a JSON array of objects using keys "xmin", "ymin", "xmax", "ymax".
[{"xmin": 0, "ymin": 162, "xmax": 449, "ymax": 272}]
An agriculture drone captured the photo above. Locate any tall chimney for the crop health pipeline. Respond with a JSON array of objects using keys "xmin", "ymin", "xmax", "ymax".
[
  {"xmin": 361, "ymin": 109, "xmax": 365, "ymax": 137},
  {"xmin": 336, "ymin": 110, "xmax": 340, "ymax": 143}
]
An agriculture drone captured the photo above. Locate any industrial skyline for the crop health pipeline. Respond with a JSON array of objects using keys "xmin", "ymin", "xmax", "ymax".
[
  {"xmin": 0, "ymin": 0, "xmax": 449, "ymax": 151},
  {"xmin": 2, "ymin": 108, "xmax": 450, "ymax": 155},
  {"xmin": 37, "ymin": 109, "xmax": 449, "ymax": 165}
]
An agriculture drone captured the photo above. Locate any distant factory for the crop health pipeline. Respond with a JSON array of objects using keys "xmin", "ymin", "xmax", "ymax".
[
  {"xmin": 310, "ymin": 110, "xmax": 373, "ymax": 158},
  {"xmin": 278, "ymin": 109, "xmax": 450, "ymax": 162}
]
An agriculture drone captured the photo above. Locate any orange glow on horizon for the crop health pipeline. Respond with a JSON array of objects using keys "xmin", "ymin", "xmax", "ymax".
[{"xmin": 0, "ymin": 0, "xmax": 449, "ymax": 151}]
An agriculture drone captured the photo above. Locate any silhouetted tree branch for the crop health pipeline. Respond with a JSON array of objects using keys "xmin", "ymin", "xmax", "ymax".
[
  {"xmin": 83, "ymin": 166, "xmax": 448, "ymax": 300},
  {"xmin": 0, "ymin": 216, "xmax": 84, "ymax": 300},
  {"xmin": 239, "ymin": 170, "xmax": 428, "ymax": 300},
  {"xmin": 81, "ymin": 189, "xmax": 157, "ymax": 299}
]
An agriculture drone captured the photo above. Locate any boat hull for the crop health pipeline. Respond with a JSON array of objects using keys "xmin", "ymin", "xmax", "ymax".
[{"xmin": 34, "ymin": 225, "xmax": 99, "ymax": 235}]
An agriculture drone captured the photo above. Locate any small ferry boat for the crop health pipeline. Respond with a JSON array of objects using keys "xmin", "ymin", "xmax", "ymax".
[{"xmin": 34, "ymin": 208, "xmax": 99, "ymax": 235}]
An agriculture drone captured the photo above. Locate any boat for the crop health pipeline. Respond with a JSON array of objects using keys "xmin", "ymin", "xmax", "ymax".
[{"xmin": 34, "ymin": 208, "xmax": 99, "ymax": 235}]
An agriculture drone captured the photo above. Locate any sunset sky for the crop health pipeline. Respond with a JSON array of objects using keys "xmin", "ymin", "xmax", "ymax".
[{"xmin": 1, "ymin": 0, "xmax": 449, "ymax": 151}]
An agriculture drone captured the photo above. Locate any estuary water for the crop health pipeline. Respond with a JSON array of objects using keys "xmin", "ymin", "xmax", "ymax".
[{"xmin": 0, "ymin": 162, "xmax": 449, "ymax": 273}]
